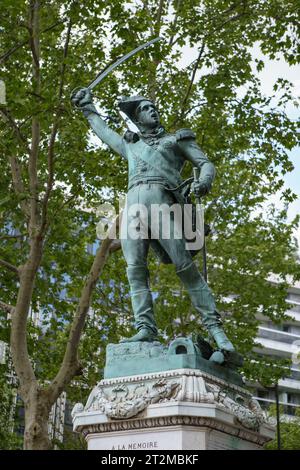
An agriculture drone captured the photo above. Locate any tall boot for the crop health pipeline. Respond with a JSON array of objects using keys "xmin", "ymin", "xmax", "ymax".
[
  {"xmin": 176, "ymin": 263, "xmax": 235, "ymax": 352},
  {"xmin": 120, "ymin": 265, "xmax": 158, "ymax": 343}
]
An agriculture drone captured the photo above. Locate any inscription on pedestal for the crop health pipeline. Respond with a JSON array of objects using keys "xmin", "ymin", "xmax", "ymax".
[
  {"xmin": 87, "ymin": 428, "xmax": 184, "ymax": 451},
  {"xmin": 112, "ymin": 441, "xmax": 158, "ymax": 450}
]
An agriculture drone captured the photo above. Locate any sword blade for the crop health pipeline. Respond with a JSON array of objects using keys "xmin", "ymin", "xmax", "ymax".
[{"xmin": 87, "ymin": 36, "xmax": 161, "ymax": 90}]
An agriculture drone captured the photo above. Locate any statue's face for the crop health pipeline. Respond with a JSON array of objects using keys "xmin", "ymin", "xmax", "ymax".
[{"xmin": 135, "ymin": 100, "xmax": 160, "ymax": 129}]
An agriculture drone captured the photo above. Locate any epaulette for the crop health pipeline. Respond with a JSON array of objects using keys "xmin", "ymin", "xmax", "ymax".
[{"xmin": 175, "ymin": 128, "xmax": 196, "ymax": 141}]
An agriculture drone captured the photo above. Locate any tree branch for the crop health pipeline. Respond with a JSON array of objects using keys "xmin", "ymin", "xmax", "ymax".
[
  {"xmin": 0, "ymin": 234, "xmax": 24, "ymax": 241},
  {"xmin": 48, "ymin": 217, "xmax": 119, "ymax": 402},
  {"xmin": 211, "ymin": 12, "xmax": 249, "ymax": 34},
  {"xmin": 170, "ymin": 4, "xmax": 249, "ymax": 128},
  {"xmin": 168, "ymin": 0, "xmax": 182, "ymax": 48},
  {"xmin": 28, "ymin": 0, "xmax": 41, "ymax": 237},
  {"xmin": 146, "ymin": 0, "xmax": 165, "ymax": 100},
  {"xmin": 10, "ymin": 237, "xmax": 43, "ymax": 398},
  {"xmin": 206, "ymin": 1, "xmax": 246, "ymax": 26},
  {"xmin": 141, "ymin": 1, "xmax": 154, "ymax": 36},
  {"xmin": 1, "ymin": 106, "xmax": 31, "ymax": 221},
  {"xmin": 0, "ymin": 258, "xmax": 20, "ymax": 275},
  {"xmin": 0, "ymin": 20, "xmax": 64, "ymax": 64},
  {"xmin": 170, "ymin": 41, "xmax": 206, "ymax": 128},
  {"xmin": 8, "ymin": 155, "xmax": 30, "ymax": 218},
  {"xmin": 57, "ymin": 18, "xmax": 72, "ymax": 101},
  {"xmin": 181, "ymin": 41, "xmax": 205, "ymax": 111},
  {"xmin": 8, "ymin": 156, "xmax": 25, "ymax": 188},
  {"xmin": 0, "ymin": 108, "xmax": 31, "ymax": 154},
  {"xmin": 109, "ymin": 239, "xmax": 122, "ymax": 253},
  {"xmin": 40, "ymin": 17, "xmax": 72, "ymax": 236},
  {"xmin": 9, "ymin": 0, "xmax": 43, "ymax": 402},
  {"xmin": 0, "ymin": 300, "xmax": 15, "ymax": 314},
  {"xmin": 155, "ymin": 0, "xmax": 165, "ymax": 34}
]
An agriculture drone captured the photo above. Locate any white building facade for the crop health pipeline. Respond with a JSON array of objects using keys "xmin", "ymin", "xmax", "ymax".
[{"xmin": 252, "ymin": 282, "xmax": 300, "ymax": 418}]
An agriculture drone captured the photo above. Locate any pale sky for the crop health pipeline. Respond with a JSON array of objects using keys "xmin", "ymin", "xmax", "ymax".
[{"xmin": 250, "ymin": 44, "xmax": 300, "ymax": 247}]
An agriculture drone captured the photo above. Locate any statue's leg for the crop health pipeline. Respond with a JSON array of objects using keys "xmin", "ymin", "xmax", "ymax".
[
  {"xmin": 125, "ymin": 263, "xmax": 158, "ymax": 341},
  {"xmin": 176, "ymin": 262, "xmax": 234, "ymax": 352},
  {"xmin": 120, "ymin": 189, "xmax": 157, "ymax": 342},
  {"xmin": 157, "ymin": 217, "xmax": 234, "ymax": 352}
]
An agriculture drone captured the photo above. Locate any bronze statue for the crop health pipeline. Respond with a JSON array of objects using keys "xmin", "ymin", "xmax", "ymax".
[{"xmin": 71, "ymin": 88, "xmax": 235, "ymax": 353}]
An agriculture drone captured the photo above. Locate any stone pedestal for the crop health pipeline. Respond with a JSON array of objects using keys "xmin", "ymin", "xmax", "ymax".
[{"xmin": 72, "ymin": 338, "xmax": 275, "ymax": 450}]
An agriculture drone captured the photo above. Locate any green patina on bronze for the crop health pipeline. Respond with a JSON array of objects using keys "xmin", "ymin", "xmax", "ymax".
[
  {"xmin": 72, "ymin": 87, "xmax": 235, "ymax": 354},
  {"xmin": 104, "ymin": 337, "xmax": 244, "ymax": 387}
]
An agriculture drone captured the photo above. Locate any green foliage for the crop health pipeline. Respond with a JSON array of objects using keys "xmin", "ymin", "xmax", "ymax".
[
  {"xmin": 0, "ymin": 0, "xmax": 299, "ymax": 416},
  {"xmin": 0, "ymin": 368, "xmax": 22, "ymax": 450},
  {"xmin": 265, "ymin": 406, "xmax": 300, "ymax": 450},
  {"xmin": 54, "ymin": 430, "xmax": 87, "ymax": 450}
]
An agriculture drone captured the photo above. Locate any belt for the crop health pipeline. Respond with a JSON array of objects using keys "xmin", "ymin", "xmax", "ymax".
[
  {"xmin": 128, "ymin": 178, "xmax": 168, "ymax": 191},
  {"xmin": 127, "ymin": 176, "xmax": 194, "ymax": 193}
]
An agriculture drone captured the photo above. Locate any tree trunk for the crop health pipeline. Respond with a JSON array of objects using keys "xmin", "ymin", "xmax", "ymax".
[{"xmin": 23, "ymin": 390, "xmax": 52, "ymax": 450}]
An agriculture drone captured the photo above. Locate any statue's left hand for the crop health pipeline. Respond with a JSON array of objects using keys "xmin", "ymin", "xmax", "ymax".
[{"xmin": 191, "ymin": 178, "xmax": 211, "ymax": 197}]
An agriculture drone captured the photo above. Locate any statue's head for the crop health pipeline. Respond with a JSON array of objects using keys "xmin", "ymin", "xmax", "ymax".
[
  {"xmin": 118, "ymin": 95, "xmax": 160, "ymax": 131},
  {"xmin": 134, "ymin": 99, "xmax": 160, "ymax": 129}
]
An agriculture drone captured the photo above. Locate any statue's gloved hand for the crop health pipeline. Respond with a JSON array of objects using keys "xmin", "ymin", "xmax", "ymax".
[
  {"xmin": 71, "ymin": 87, "xmax": 97, "ymax": 116},
  {"xmin": 191, "ymin": 178, "xmax": 211, "ymax": 197}
]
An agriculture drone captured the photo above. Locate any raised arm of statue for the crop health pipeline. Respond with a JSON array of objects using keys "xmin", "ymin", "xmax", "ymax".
[{"xmin": 72, "ymin": 88, "xmax": 127, "ymax": 159}]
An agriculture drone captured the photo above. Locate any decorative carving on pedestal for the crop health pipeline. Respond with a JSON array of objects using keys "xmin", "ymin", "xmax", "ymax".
[
  {"xmin": 72, "ymin": 368, "xmax": 270, "ymax": 432},
  {"xmin": 82, "ymin": 378, "xmax": 181, "ymax": 419},
  {"xmin": 204, "ymin": 382, "xmax": 266, "ymax": 431}
]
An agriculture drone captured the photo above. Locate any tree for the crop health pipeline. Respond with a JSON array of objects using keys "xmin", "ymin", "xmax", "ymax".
[
  {"xmin": 265, "ymin": 406, "xmax": 300, "ymax": 450},
  {"xmin": 0, "ymin": 369, "xmax": 23, "ymax": 450},
  {"xmin": 0, "ymin": 0, "xmax": 127, "ymax": 449},
  {"xmin": 0, "ymin": 0, "xmax": 299, "ymax": 449}
]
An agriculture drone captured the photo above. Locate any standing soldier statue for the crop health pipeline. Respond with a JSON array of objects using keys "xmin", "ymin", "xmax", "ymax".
[{"xmin": 72, "ymin": 88, "xmax": 235, "ymax": 353}]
